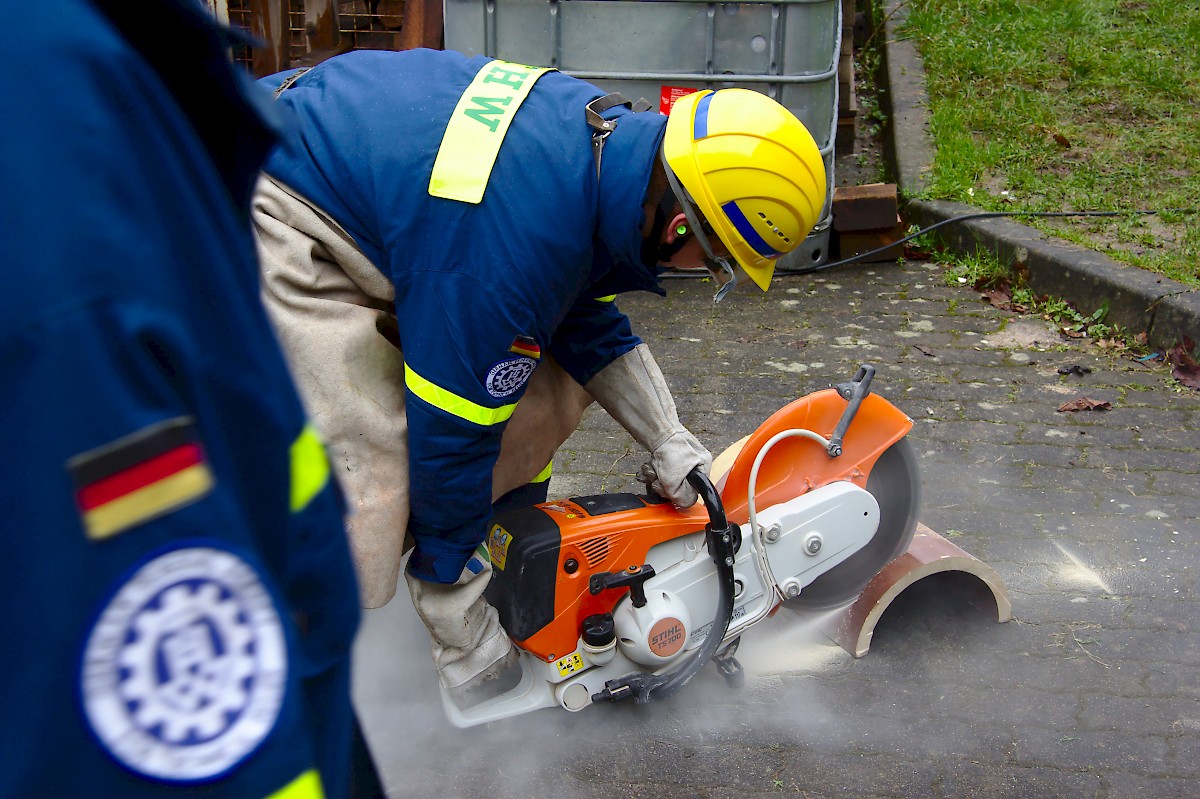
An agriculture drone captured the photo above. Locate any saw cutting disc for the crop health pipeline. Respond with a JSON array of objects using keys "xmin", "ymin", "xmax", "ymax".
[{"xmin": 788, "ymin": 438, "xmax": 922, "ymax": 609}]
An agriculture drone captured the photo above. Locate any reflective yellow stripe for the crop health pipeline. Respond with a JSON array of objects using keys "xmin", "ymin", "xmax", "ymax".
[
  {"xmin": 531, "ymin": 461, "xmax": 553, "ymax": 483},
  {"xmin": 429, "ymin": 60, "xmax": 555, "ymax": 204},
  {"xmin": 267, "ymin": 769, "xmax": 324, "ymax": 799},
  {"xmin": 405, "ymin": 364, "xmax": 516, "ymax": 427},
  {"xmin": 290, "ymin": 424, "xmax": 330, "ymax": 513},
  {"xmin": 594, "ymin": 295, "xmax": 617, "ymax": 303}
]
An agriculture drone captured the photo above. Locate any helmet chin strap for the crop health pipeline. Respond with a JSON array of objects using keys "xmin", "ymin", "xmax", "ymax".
[
  {"xmin": 659, "ymin": 149, "xmax": 739, "ymax": 303},
  {"xmin": 706, "ymin": 257, "xmax": 738, "ymax": 303}
]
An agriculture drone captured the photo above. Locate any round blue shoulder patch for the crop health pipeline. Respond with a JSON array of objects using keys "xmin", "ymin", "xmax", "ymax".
[
  {"xmin": 486, "ymin": 357, "xmax": 536, "ymax": 398},
  {"xmin": 80, "ymin": 545, "xmax": 288, "ymax": 782}
]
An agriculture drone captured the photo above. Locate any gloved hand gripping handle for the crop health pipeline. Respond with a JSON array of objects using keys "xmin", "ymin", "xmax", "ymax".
[
  {"xmin": 584, "ymin": 345, "xmax": 713, "ymax": 509},
  {"xmin": 590, "ymin": 468, "xmax": 737, "ymax": 705}
]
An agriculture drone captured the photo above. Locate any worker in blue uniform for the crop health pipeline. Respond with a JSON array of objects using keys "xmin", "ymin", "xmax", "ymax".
[
  {"xmin": 253, "ymin": 47, "xmax": 828, "ymax": 702},
  {"xmin": 0, "ymin": 1, "xmax": 374, "ymax": 796}
]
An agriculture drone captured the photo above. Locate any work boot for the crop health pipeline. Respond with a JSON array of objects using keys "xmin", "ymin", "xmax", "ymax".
[
  {"xmin": 405, "ymin": 554, "xmax": 517, "ymax": 703},
  {"xmin": 445, "ymin": 646, "xmax": 523, "ymax": 707}
]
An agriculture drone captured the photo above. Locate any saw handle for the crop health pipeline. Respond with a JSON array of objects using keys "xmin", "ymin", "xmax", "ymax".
[
  {"xmin": 591, "ymin": 467, "xmax": 737, "ymax": 705},
  {"xmin": 827, "ymin": 364, "xmax": 875, "ymax": 457}
]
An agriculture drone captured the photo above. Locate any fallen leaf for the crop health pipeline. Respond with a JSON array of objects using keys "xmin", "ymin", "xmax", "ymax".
[
  {"xmin": 977, "ymin": 277, "xmax": 1015, "ymax": 309},
  {"xmin": 974, "ymin": 275, "xmax": 1009, "ymax": 293},
  {"xmin": 973, "ymin": 277, "xmax": 1030, "ymax": 313},
  {"xmin": 1167, "ymin": 337, "xmax": 1200, "ymax": 389},
  {"xmin": 914, "ymin": 344, "xmax": 936, "ymax": 357},
  {"xmin": 1057, "ymin": 397, "xmax": 1112, "ymax": 412},
  {"xmin": 982, "ymin": 288, "xmax": 1011, "ymax": 309},
  {"xmin": 1053, "ymin": 132, "xmax": 1072, "ymax": 148},
  {"xmin": 904, "ymin": 242, "xmax": 934, "ymax": 259}
]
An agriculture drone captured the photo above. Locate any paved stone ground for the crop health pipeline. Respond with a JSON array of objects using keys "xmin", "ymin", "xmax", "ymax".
[{"xmin": 353, "ymin": 260, "xmax": 1200, "ymax": 798}]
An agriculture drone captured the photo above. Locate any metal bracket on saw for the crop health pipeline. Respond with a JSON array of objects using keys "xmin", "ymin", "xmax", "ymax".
[
  {"xmin": 827, "ymin": 364, "xmax": 875, "ymax": 457},
  {"xmin": 791, "ymin": 524, "xmax": 1012, "ymax": 658}
]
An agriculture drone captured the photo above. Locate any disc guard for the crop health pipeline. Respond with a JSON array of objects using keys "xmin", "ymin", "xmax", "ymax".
[{"xmin": 788, "ymin": 437, "xmax": 922, "ymax": 609}]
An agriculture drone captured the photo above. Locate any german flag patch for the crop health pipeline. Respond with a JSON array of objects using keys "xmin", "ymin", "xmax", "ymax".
[
  {"xmin": 508, "ymin": 334, "xmax": 541, "ymax": 359},
  {"xmin": 68, "ymin": 416, "xmax": 214, "ymax": 541}
]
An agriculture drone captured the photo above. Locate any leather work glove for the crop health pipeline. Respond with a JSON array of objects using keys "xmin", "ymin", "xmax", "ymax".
[{"xmin": 585, "ymin": 344, "xmax": 713, "ymax": 508}]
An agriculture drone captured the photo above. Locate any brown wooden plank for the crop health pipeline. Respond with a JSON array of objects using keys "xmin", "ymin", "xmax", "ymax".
[
  {"xmin": 249, "ymin": 0, "xmax": 289, "ymax": 76},
  {"xmin": 304, "ymin": 0, "xmax": 341, "ymax": 52},
  {"xmin": 832, "ymin": 183, "xmax": 899, "ymax": 232},
  {"xmin": 835, "ymin": 215, "xmax": 906, "ymax": 262},
  {"xmin": 398, "ymin": 0, "xmax": 443, "ymax": 50}
]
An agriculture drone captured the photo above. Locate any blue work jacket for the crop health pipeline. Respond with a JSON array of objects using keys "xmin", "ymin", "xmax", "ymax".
[
  {"xmin": 262, "ymin": 49, "xmax": 669, "ymax": 583},
  {"xmin": 0, "ymin": 1, "xmax": 360, "ymax": 796}
]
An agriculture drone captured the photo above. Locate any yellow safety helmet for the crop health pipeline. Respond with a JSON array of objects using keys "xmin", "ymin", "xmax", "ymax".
[{"xmin": 662, "ymin": 88, "xmax": 827, "ymax": 292}]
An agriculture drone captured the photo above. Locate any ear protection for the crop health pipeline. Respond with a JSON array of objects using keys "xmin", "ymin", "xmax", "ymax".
[{"xmin": 657, "ymin": 223, "xmax": 692, "ymax": 262}]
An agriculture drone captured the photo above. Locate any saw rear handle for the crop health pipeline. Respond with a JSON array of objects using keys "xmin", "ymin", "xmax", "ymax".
[{"xmin": 590, "ymin": 467, "xmax": 738, "ymax": 705}]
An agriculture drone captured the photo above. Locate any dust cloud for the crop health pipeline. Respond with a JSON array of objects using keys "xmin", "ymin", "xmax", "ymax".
[{"xmin": 352, "ymin": 591, "xmax": 869, "ymax": 798}]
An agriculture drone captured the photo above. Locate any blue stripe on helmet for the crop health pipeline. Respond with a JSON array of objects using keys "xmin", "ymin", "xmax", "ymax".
[
  {"xmin": 721, "ymin": 201, "xmax": 784, "ymax": 259},
  {"xmin": 693, "ymin": 92, "xmax": 713, "ymax": 140}
]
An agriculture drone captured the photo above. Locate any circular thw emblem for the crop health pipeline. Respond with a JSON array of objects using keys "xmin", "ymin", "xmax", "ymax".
[
  {"xmin": 81, "ymin": 546, "xmax": 287, "ymax": 782},
  {"xmin": 486, "ymin": 357, "xmax": 536, "ymax": 398}
]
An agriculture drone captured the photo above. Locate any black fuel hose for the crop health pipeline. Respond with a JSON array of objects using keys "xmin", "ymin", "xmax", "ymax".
[{"xmin": 590, "ymin": 468, "xmax": 738, "ymax": 705}]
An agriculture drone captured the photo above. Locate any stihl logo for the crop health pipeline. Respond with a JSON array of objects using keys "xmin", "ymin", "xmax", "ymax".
[
  {"xmin": 652, "ymin": 625, "xmax": 681, "ymax": 647},
  {"xmin": 648, "ymin": 618, "xmax": 686, "ymax": 657}
]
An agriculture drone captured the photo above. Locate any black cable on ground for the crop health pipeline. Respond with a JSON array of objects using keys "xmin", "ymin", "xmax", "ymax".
[
  {"xmin": 658, "ymin": 207, "xmax": 1197, "ymax": 281},
  {"xmin": 780, "ymin": 208, "xmax": 1197, "ymax": 277}
]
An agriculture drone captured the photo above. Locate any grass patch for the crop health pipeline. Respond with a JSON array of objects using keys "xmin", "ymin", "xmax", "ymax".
[
  {"xmin": 938, "ymin": 248, "xmax": 1151, "ymax": 351},
  {"xmin": 900, "ymin": 0, "xmax": 1200, "ymax": 285}
]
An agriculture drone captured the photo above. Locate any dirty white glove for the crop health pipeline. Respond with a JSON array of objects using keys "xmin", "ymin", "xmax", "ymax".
[
  {"xmin": 405, "ymin": 555, "xmax": 515, "ymax": 698},
  {"xmin": 585, "ymin": 344, "xmax": 713, "ymax": 508}
]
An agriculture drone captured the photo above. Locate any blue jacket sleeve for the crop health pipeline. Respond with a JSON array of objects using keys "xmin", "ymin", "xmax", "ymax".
[
  {"xmin": 395, "ymin": 273, "xmax": 546, "ymax": 582},
  {"xmin": 0, "ymin": 300, "xmax": 359, "ymax": 798},
  {"xmin": 549, "ymin": 296, "xmax": 643, "ymax": 387}
]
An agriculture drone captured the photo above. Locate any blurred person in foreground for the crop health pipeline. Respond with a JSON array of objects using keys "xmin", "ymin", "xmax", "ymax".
[{"xmin": 0, "ymin": 1, "xmax": 379, "ymax": 796}]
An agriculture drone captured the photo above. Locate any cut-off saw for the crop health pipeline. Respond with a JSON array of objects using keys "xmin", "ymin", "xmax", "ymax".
[{"xmin": 445, "ymin": 364, "xmax": 920, "ymax": 727}]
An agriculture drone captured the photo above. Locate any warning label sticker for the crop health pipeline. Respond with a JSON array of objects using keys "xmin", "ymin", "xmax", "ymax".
[{"xmin": 659, "ymin": 85, "xmax": 702, "ymax": 115}]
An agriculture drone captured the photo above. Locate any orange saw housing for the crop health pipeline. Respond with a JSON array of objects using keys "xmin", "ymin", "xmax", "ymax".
[{"xmin": 484, "ymin": 389, "xmax": 913, "ymax": 663}]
